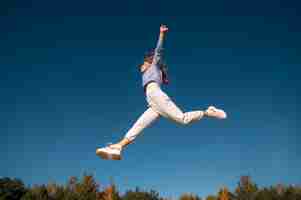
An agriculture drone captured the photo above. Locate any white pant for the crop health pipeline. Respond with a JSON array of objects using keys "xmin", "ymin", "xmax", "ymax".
[{"xmin": 125, "ymin": 83, "xmax": 204, "ymax": 141}]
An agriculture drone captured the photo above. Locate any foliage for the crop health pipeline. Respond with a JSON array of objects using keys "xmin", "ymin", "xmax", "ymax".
[
  {"xmin": 0, "ymin": 177, "xmax": 27, "ymax": 200},
  {"xmin": 1, "ymin": 175, "xmax": 301, "ymax": 200},
  {"xmin": 98, "ymin": 184, "xmax": 121, "ymax": 200},
  {"xmin": 122, "ymin": 187, "xmax": 163, "ymax": 200},
  {"xmin": 205, "ymin": 195, "xmax": 217, "ymax": 200},
  {"xmin": 234, "ymin": 176, "xmax": 258, "ymax": 200},
  {"xmin": 217, "ymin": 187, "xmax": 229, "ymax": 200},
  {"xmin": 179, "ymin": 193, "xmax": 201, "ymax": 200},
  {"xmin": 21, "ymin": 184, "xmax": 48, "ymax": 200}
]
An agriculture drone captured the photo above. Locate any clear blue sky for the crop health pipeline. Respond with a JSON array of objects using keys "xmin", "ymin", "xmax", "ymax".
[{"xmin": 0, "ymin": 0, "xmax": 300, "ymax": 198}]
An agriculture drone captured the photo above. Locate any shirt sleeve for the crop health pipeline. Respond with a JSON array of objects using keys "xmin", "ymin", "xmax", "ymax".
[{"xmin": 151, "ymin": 35, "xmax": 164, "ymax": 65}]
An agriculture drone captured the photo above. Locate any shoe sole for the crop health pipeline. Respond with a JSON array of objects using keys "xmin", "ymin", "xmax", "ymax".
[
  {"xmin": 96, "ymin": 150, "xmax": 121, "ymax": 160},
  {"xmin": 215, "ymin": 110, "xmax": 226, "ymax": 119}
]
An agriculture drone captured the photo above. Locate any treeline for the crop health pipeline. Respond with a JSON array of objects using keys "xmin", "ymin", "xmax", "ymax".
[{"xmin": 0, "ymin": 174, "xmax": 301, "ymax": 200}]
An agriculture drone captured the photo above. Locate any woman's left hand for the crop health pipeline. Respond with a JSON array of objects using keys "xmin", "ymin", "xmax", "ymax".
[{"xmin": 160, "ymin": 25, "xmax": 169, "ymax": 33}]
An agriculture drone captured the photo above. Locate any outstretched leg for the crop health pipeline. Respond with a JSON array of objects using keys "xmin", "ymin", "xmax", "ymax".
[
  {"xmin": 122, "ymin": 107, "xmax": 160, "ymax": 144},
  {"xmin": 96, "ymin": 107, "xmax": 160, "ymax": 160},
  {"xmin": 147, "ymin": 85, "xmax": 226, "ymax": 125}
]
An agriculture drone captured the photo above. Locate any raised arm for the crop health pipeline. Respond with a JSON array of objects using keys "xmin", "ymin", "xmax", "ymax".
[{"xmin": 152, "ymin": 25, "xmax": 168, "ymax": 65}]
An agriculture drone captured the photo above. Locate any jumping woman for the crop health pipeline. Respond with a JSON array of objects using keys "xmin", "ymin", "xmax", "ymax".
[{"xmin": 96, "ymin": 25, "xmax": 227, "ymax": 160}]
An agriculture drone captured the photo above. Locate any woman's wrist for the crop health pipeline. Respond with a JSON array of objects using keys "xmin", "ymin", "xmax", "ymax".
[{"xmin": 159, "ymin": 32, "xmax": 165, "ymax": 38}]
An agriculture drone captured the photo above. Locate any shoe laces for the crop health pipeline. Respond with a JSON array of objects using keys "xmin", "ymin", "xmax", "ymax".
[{"xmin": 106, "ymin": 142, "xmax": 121, "ymax": 150}]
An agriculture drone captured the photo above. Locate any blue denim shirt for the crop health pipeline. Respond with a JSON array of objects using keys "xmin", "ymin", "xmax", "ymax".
[{"xmin": 142, "ymin": 35, "xmax": 164, "ymax": 89}]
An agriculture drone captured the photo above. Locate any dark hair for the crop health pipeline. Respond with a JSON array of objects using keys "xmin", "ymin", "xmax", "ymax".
[
  {"xmin": 138, "ymin": 49, "xmax": 168, "ymax": 72},
  {"xmin": 143, "ymin": 49, "xmax": 155, "ymax": 63}
]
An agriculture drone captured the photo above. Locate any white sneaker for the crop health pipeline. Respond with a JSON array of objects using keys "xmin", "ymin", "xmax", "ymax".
[
  {"xmin": 205, "ymin": 106, "xmax": 227, "ymax": 119},
  {"xmin": 96, "ymin": 144, "xmax": 122, "ymax": 160}
]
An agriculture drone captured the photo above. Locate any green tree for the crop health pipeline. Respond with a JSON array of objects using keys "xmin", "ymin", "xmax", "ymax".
[
  {"xmin": 179, "ymin": 193, "xmax": 201, "ymax": 200},
  {"xmin": 122, "ymin": 187, "xmax": 163, "ymax": 200},
  {"xmin": 254, "ymin": 188, "xmax": 275, "ymax": 200},
  {"xmin": 47, "ymin": 182, "xmax": 65, "ymax": 200},
  {"xmin": 21, "ymin": 184, "xmax": 49, "ymax": 200},
  {"xmin": 281, "ymin": 185, "xmax": 301, "ymax": 200},
  {"xmin": 0, "ymin": 177, "xmax": 27, "ymax": 200}
]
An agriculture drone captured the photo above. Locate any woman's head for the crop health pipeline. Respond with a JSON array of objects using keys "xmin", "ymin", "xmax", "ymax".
[
  {"xmin": 138, "ymin": 49, "xmax": 155, "ymax": 73},
  {"xmin": 138, "ymin": 49, "xmax": 168, "ymax": 73},
  {"xmin": 144, "ymin": 49, "xmax": 155, "ymax": 63}
]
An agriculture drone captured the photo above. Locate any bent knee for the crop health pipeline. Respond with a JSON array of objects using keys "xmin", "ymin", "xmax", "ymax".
[{"xmin": 173, "ymin": 114, "xmax": 190, "ymax": 125}]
